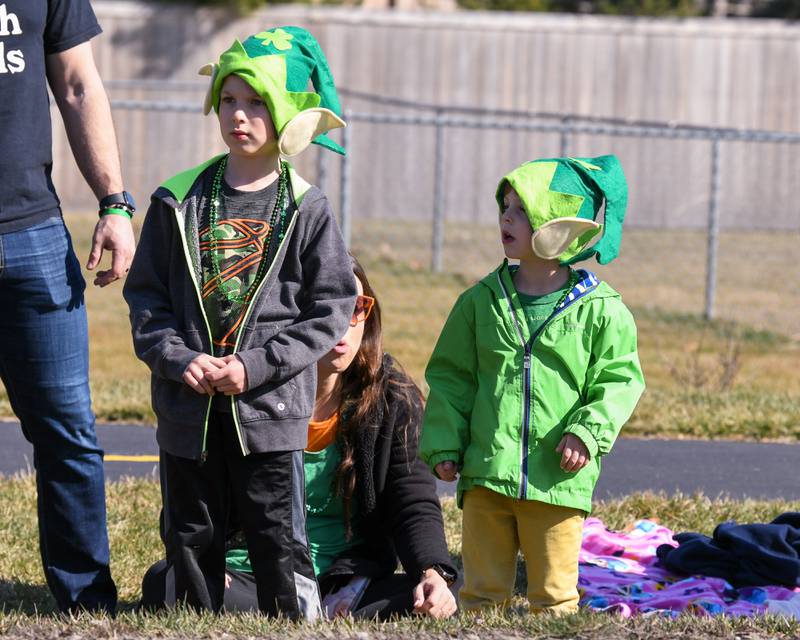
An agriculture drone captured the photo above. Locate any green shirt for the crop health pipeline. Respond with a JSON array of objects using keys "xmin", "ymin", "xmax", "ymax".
[
  {"xmin": 516, "ymin": 278, "xmax": 572, "ymax": 337},
  {"xmin": 304, "ymin": 443, "xmax": 364, "ymax": 576},
  {"xmin": 225, "ymin": 443, "xmax": 364, "ymax": 577}
]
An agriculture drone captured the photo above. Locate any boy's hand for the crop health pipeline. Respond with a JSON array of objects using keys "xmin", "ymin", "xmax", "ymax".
[
  {"xmin": 205, "ymin": 355, "xmax": 249, "ymax": 395},
  {"xmin": 183, "ymin": 354, "xmax": 226, "ymax": 395},
  {"xmin": 434, "ymin": 461, "xmax": 458, "ymax": 482},
  {"xmin": 556, "ymin": 434, "xmax": 590, "ymax": 473}
]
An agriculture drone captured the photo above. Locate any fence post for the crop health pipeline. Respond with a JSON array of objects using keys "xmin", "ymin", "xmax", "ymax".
[
  {"xmin": 431, "ymin": 109, "xmax": 446, "ymax": 273},
  {"xmin": 705, "ymin": 137, "xmax": 722, "ymax": 320},
  {"xmin": 560, "ymin": 115, "xmax": 572, "ymax": 156},
  {"xmin": 339, "ymin": 112, "xmax": 352, "ymax": 250}
]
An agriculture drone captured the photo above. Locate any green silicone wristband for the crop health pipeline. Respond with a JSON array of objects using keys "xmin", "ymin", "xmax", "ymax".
[{"xmin": 99, "ymin": 206, "xmax": 133, "ymax": 220}]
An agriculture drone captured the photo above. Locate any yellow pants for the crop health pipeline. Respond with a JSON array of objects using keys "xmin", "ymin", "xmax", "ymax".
[{"xmin": 460, "ymin": 486, "xmax": 584, "ymax": 613}]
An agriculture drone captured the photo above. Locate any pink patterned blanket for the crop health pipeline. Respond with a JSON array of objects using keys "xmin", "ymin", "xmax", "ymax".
[{"xmin": 579, "ymin": 518, "xmax": 800, "ymax": 618}]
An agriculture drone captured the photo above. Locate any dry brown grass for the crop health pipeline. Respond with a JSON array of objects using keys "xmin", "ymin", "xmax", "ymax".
[
  {"xmin": 0, "ymin": 213, "xmax": 797, "ymax": 440},
  {"xmin": 352, "ymin": 220, "xmax": 800, "ymax": 339}
]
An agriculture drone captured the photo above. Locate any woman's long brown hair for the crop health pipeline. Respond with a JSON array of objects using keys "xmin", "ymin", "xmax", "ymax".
[{"xmin": 334, "ymin": 255, "xmax": 422, "ymax": 538}]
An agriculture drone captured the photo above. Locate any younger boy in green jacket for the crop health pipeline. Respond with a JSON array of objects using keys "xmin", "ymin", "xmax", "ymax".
[{"xmin": 420, "ymin": 155, "xmax": 645, "ymax": 613}]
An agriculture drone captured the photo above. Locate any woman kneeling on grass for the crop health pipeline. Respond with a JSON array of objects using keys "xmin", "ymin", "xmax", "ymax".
[{"xmin": 142, "ymin": 255, "xmax": 459, "ymax": 619}]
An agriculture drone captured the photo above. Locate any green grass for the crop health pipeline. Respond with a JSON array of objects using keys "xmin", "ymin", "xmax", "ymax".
[
  {"xmin": 0, "ymin": 475, "xmax": 798, "ymax": 637},
  {"xmin": 0, "ymin": 214, "xmax": 798, "ymax": 442},
  {"xmin": 0, "ymin": 609, "xmax": 799, "ymax": 639}
]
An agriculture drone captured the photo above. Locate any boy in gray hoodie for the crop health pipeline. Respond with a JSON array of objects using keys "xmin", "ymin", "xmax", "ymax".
[{"xmin": 123, "ymin": 27, "xmax": 356, "ymax": 619}]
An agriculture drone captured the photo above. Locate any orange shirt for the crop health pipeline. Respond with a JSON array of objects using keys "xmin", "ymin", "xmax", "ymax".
[{"xmin": 306, "ymin": 412, "xmax": 339, "ymax": 452}]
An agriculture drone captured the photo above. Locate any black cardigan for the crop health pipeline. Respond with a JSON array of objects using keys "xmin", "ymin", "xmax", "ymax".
[{"xmin": 319, "ymin": 354, "xmax": 457, "ymax": 586}]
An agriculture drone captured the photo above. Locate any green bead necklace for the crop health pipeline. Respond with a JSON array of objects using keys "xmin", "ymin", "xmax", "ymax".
[
  {"xmin": 208, "ymin": 155, "xmax": 289, "ymax": 305},
  {"xmin": 554, "ymin": 269, "xmax": 581, "ymax": 310}
]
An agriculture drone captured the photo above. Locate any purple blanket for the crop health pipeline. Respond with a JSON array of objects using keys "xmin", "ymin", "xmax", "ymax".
[{"xmin": 579, "ymin": 518, "xmax": 800, "ymax": 618}]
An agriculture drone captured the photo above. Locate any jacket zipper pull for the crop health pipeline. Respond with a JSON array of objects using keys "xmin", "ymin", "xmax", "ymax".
[
  {"xmin": 523, "ymin": 352, "xmax": 531, "ymax": 369},
  {"xmin": 199, "ymin": 450, "xmax": 208, "ymax": 466}
]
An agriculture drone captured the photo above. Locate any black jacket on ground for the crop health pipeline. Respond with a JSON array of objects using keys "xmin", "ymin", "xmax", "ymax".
[
  {"xmin": 656, "ymin": 512, "xmax": 800, "ymax": 587},
  {"xmin": 317, "ymin": 354, "xmax": 457, "ymax": 587}
]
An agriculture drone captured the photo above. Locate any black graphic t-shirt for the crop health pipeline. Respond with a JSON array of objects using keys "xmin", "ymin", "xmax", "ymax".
[
  {"xmin": 198, "ymin": 170, "xmax": 280, "ymax": 358},
  {"xmin": 0, "ymin": 0, "xmax": 101, "ymax": 233}
]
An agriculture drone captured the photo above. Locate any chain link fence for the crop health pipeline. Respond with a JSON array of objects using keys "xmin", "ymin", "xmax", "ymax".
[
  {"xmin": 53, "ymin": 80, "xmax": 800, "ymax": 336},
  {"xmin": 333, "ymin": 110, "xmax": 800, "ymax": 321}
]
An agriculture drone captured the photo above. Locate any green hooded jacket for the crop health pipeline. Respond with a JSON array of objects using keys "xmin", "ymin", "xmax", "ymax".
[{"xmin": 419, "ymin": 262, "xmax": 645, "ymax": 512}]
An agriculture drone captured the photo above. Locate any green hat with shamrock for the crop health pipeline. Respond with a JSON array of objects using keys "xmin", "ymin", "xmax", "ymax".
[
  {"xmin": 496, "ymin": 155, "xmax": 628, "ymax": 265},
  {"xmin": 199, "ymin": 26, "xmax": 346, "ymax": 157}
]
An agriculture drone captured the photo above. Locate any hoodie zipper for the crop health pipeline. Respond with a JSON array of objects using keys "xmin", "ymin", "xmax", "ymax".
[
  {"xmin": 173, "ymin": 211, "xmax": 216, "ymax": 463},
  {"xmin": 496, "ymin": 273, "xmax": 530, "ymax": 499},
  {"xmin": 497, "ymin": 269, "xmax": 598, "ymax": 499},
  {"xmin": 174, "ymin": 167, "xmax": 300, "ymax": 461},
  {"xmin": 228, "ymin": 200, "xmax": 300, "ymax": 457}
]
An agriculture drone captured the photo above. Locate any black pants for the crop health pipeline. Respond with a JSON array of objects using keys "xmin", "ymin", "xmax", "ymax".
[
  {"xmin": 159, "ymin": 411, "xmax": 320, "ymax": 619},
  {"xmin": 142, "ymin": 560, "xmax": 461, "ymax": 620}
]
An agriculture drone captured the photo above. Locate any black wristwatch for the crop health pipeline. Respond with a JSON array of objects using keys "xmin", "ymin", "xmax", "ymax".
[
  {"xmin": 99, "ymin": 190, "xmax": 137, "ymax": 215},
  {"xmin": 424, "ymin": 564, "xmax": 457, "ymax": 587}
]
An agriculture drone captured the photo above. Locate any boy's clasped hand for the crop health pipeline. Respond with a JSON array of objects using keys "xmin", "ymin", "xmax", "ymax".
[{"xmin": 183, "ymin": 354, "xmax": 249, "ymax": 395}]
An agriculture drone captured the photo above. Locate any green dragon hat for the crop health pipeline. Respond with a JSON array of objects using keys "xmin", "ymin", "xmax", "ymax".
[
  {"xmin": 199, "ymin": 26, "xmax": 346, "ymax": 157},
  {"xmin": 495, "ymin": 155, "xmax": 628, "ymax": 265}
]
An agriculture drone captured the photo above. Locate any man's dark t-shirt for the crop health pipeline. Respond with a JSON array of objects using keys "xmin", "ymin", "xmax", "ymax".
[{"xmin": 0, "ymin": 0, "xmax": 101, "ymax": 234}]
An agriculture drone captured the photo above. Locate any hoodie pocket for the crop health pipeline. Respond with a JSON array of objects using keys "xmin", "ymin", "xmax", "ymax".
[
  {"xmin": 237, "ymin": 375, "xmax": 311, "ymax": 422},
  {"xmin": 152, "ymin": 376, "xmax": 207, "ymax": 427}
]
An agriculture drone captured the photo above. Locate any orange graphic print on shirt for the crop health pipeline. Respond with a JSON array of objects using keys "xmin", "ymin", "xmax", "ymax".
[{"xmin": 200, "ymin": 217, "xmax": 271, "ymax": 352}]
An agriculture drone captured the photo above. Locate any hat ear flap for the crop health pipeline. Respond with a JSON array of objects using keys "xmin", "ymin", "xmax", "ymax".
[
  {"xmin": 565, "ymin": 155, "xmax": 628, "ymax": 265},
  {"xmin": 531, "ymin": 218, "xmax": 602, "ymax": 260},
  {"xmin": 278, "ymin": 108, "xmax": 346, "ymax": 157},
  {"xmin": 198, "ymin": 63, "xmax": 218, "ymax": 115}
]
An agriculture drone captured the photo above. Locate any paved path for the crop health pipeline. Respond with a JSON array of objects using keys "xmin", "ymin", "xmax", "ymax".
[
  {"xmin": 0, "ymin": 421, "xmax": 159, "ymax": 482},
  {"xmin": 438, "ymin": 438, "xmax": 800, "ymax": 500},
  {"xmin": 1, "ymin": 421, "xmax": 798, "ymax": 499}
]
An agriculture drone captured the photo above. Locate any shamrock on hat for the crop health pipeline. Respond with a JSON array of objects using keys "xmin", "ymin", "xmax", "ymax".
[
  {"xmin": 495, "ymin": 155, "xmax": 628, "ymax": 265},
  {"xmin": 199, "ymin": 26, "xmax": 346, "ymax": 157}
]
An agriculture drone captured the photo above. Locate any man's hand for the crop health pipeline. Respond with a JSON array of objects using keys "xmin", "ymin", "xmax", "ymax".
[
  {"xmin": 205, "ymin": 355, "xmax": 249, "ymax": 395},
  {"xmin": 434, "ymin": 460, "xmax": 458, "ymax": 482},
  {"xmin": 556, "ymin": 434, "xmax": 590, "ymax": 473},
  {"xmin": 183, "ymin": 354, "xmax": 226, "ymax": 395},
  {"xmin": 87, "ymin": 214, "xmax": 135, "ymax": 287},
  {"xmin": 47, "ymin": 41, "xmax": 131, "ymax": 287},
  {"xmin": 412, "ymin": 569, "xmax": 457, "ymax": 618}
]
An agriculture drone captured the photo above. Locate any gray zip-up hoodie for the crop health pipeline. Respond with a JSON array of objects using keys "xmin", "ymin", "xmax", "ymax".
[{"xmin": 123, "ymin": 155, "xmax": 356, "ymax": 459}]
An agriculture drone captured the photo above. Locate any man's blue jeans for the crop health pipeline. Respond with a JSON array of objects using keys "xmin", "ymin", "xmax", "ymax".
[{"xmin": 0, "ymin": 216, "xmax": 116, "ymax": 613}]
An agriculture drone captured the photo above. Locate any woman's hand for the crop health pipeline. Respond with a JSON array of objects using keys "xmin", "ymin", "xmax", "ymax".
[
  {"xmin": 322, "ymin": 576, "xmax": 370, "ymax": 619},
  {"xmin": 412, "ymin": 568, "xmax": 457, "ymax": 618}
]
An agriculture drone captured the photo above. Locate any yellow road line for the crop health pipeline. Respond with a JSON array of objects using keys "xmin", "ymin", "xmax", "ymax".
[{"xmin": 104, "ymin": 455, "xmax": 159, "ymax": 462}]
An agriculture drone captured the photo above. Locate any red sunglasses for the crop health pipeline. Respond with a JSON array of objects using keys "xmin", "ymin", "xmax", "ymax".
[{"xmin": 350, "ymin": 295, "xmax": 375, "ymax": 327}]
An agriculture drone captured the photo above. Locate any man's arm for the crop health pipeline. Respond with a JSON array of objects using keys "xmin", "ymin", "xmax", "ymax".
[{"xmin": 46, "ymin": 41, "xmax": 135, "ymax": 288}]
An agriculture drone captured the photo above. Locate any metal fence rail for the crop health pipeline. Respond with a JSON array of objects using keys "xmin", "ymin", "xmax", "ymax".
[
  {"xmin": 103, "ymin": 91, "xmax": 800, "ymax": 321},
  {"xmin": 332, "ymin": 110, "xmax": 800, "ymax": 320}
]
